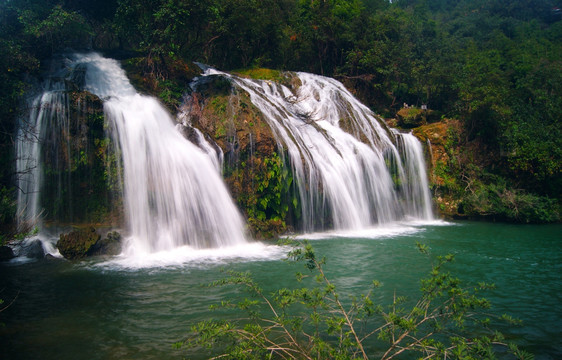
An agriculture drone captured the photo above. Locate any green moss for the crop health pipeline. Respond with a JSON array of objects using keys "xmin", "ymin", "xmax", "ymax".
[
  {"xmin": 205, "ymin": 96, "xmax": 231, "ymax": 138},
  {"xmin": 208, "ymin": 96, "xmax": 228, "ymax": 114},
  {"xmin": 121, "ymin": 56, "xmax": 201, "ymax": 112},
  {"xmin": 396, "ymin": 107, "xmax": 426, "ymax": 128},
  {"xmin": 57, "ymin": 227, "xmax": 101, "ymax": 260},
  {"xmin": 233, "ymin": 68, "xmax": 283, "ymax": 82}
]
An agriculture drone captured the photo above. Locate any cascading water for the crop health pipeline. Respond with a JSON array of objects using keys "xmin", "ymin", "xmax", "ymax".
[
  {"xmin": 16, "ymin": 82, "xmax": 69, "ymax": 230},
  {"xmin": 71, "ymin": 53, "xmax": 247, "ymax": 253},
  {"xmin": 16, "ymin": 53, "xmax": 248, "ymax": 256},
  {"xmin": 14, "ymin": 64, "xmax": 98, "ymax": 233},
  {"xmin": 204, "ymin": 69, "xmax": 433, "ymax": 231},
  {"xmin": 393, "ymin": 131, "xmax": 434, "ymax": 220},
  {"xmin": 16, "ymin": 50, "xmax": 433, "ymax": 260}
]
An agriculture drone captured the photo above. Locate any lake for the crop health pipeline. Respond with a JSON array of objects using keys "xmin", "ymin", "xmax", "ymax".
[{"xmin": 1, "ymin": 221, "xmax": 560, "ymax": 359}]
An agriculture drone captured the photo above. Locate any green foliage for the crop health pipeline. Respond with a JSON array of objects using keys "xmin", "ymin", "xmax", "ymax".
[
  {"xmin": 156, "ymin": 79, "xmax": 185, "ymax": 108},
  {"xmin": 177, "ymin": 240, "xmax": 530, "ymax": 359},
  {"xmin": 243, "ymin": 152, "xmax": 295, "ymax": 238},
  {"xmin": 252, "ymin": 153, "xmax": 292, "ymax": 222},
  {"xmin": 0, "ymin": 187, "xmax": 16, "ymax": 233},
  {"xmin": 432, "ymin": 125, "xmax": 463, "ymax": 196},
  {"xmin": 121, "ymin": 55, "xmax": 200, "ymax": 111},
  {"xmin": 462, "ymin": 180, "xmax": 560, "ymax": 224},
  {"xmin": 1, "ymin": 0, "xmax": 561, "ymax": 228},
  {"xmin": 13, "ymin": 227, "xmax": 39, "ymax": 241},
  {"xmin": 18, "ymin": 4, "xmax": 92, "ymax": 53},
  {"xmin": 233, "ymin": 68, "xmax": 283, "ymax": 82}
]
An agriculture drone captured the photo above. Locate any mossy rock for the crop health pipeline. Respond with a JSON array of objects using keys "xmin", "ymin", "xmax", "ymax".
[
  {"xmin": 396, "ymin": 107, "xmax": 426, "ymax": 128},
  {"xmin": 233, "ymin": 68, "xmax": 283, "ymax": 82},
  {"xmin": 248, "ymin": 218, "xmax": 287, "ymax": 240},
  {"xmin": 57, "ymin": 227, "xmax": 101, "ymax": 260},
  {"xmin": 184, "ymin": 74, "xmax": 300, "ymax": 238},
  {"xmin": 121, "ymin": 55, "xmax": 201, "ymax": 111},
  {"xmin": 39, "ymin": 89, "xmax": 118, "ymax": 225}
]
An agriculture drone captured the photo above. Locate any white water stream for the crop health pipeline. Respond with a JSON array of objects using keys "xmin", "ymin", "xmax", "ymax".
[
  {"xmin": 16, "ymin": 53, "xmax": 248, "ymax": 256},
  {"xmin": 206, "ymin": 70, "xmax": 433, "ymax": 231},
  {"xmin": 15, "ymin": 52, "xmax": 433, "ymax": 260},
  {"xmin": 75, "ymin": 53, "xmax": 247, "ymax": 253},
  {"xmin": 16, "ymin": 82, "xmax": 69, "ymax": 231}
]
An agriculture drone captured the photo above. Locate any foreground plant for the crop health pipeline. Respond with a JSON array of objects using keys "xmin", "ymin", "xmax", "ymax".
[{"xmin": 176, "ymin": 240, "xmax": 532, "ymax": 360}]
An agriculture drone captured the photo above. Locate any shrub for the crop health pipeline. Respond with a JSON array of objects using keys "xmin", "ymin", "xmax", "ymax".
[
  {"xmin": 176, "ymin": 240, "xmax": 532, "ymax": 359},
  {"xmin": 463, "ymin": 182, "xmax": 560, "ymax": 223}
]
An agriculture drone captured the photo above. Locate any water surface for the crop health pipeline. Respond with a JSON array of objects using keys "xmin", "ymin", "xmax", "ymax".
[{"xmin": 1, "ymin": 221, "xmax": 560, "ymax": 359}]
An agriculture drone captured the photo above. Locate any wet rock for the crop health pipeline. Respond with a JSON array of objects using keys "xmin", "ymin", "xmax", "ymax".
[
  {"xmin": 0, "ymin": 246, "xmax": 15, "ymax": 261},
  {"xmin": 183, "ymin": 77, "xmax": 289, "ymax": 238},
  {"xmin": 89, "ymin": 231, "xmax": 122, "ymax": 256},
  {"xmin": 21, "ymin": 239, "xmax": 45, "ymax": 259},
  {"xmin": 248, "ymin": 218, "xmax": 287, "ymax": 240},
  {"xmin": 57, "ymin": 227, "xmax": 101, "ymax": 260}
]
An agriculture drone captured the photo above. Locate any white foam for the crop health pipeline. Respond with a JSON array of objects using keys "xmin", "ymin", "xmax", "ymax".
[
  {"xmin": 295, "ymin": 220, "xmax": 450, "ymax": 240},
  {"xmin": 93, "ymin": 241, "xmax": 287, "ymax": 270},
  {"xmin": 399, "ymin": 218, "xmax": 453, "ymax": 226}
]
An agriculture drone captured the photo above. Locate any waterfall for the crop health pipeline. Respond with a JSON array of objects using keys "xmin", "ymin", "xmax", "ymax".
[
  {"xmin": 394, "ymin": 131, "xmax": 434, "ymax": 220},
  {"xmin": 16, "ymin": 53, "xmax": 247, "ymax": 254},
  {"xmin": 16, "ymin": 82, "xmax": 69, "ymax": 230},
  {"xmin": 16, "ymin": 51, "xmax": 433, "ymax": 257},
  {"xmin": 204, "ymin": 70, "xmax": 433, "ymax": 231},
  {"xmin": 72, "ymin": 53, "xmax": 247, "ymax": 253}
]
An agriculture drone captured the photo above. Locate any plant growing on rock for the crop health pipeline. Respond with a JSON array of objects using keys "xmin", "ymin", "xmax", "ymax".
[
  {"xmin": 239, "ymin": 152, "xmax": 297, "ymax": 239},
  {"xmin": 176, "ymin": 240, "xmax": 532, "ymax": 359}
]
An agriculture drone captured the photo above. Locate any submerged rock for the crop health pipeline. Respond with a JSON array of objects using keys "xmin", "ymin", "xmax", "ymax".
[
  {"xmin": 0, "ymin": 246, "xmax": 15, "ymax": 261},
  {"xmin": 57, "ymin": 227, "xmax": 101, "ymax": 260}
]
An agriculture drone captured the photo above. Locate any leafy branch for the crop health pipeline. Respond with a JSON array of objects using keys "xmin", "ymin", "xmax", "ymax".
[{"xmin": 177, "ymin": 240, "xmax": 532, "ymax": 360}]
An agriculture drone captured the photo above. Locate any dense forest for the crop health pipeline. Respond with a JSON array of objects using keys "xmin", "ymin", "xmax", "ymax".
[{"xmin": 1, "ymin": 0, "xmax": 560, "ymax": 236}]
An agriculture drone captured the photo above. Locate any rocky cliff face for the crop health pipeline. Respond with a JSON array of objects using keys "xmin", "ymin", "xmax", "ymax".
[
  {"xmin": 41, "ymin": 60, "xmax": 447, "ymax": 237},
  {"xmin": 413, "ymin": 119, "xmax": 463, "ymax": 218},
  {"xmin": 16, "ymin": 74, "xmax": 124, "ymax": 231},
  {"xmin": 40, "ymin": 90, "xmax": 122, "ymax": 226},
  {"xmin": 179, "ymin": 74, "xmax": 291, "ymax": 238},
  {"xmin": 48, "ymin": 58, "xmax": 449, "ymax": 239}
]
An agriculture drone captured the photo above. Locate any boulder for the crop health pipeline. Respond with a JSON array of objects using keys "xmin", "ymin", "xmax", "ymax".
[
  {"xmin": 396, "ymin": 107, "xmax": 426, "ymax": 128},
  {"xmin": 89, "ymin": 231, "xmax": 122, "ymax": 256},
  {"xmin": 44, "ymin": 254, "xmax": 59, "ymax": 260},
  {"xmin": 57, "ymin": 227, "xmax": 101, "ymax": 260},
  {"xmin": 21, "ymin": 239, "xmax": 45, "ymax": 259},
  {"xmin": 0, "ymin": 246, "xmax": 15, "ymax": 261}
]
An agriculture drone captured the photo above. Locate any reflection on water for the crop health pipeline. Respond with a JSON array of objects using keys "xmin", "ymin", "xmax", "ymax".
[{"xmin": 1, "ymin": 222, "xmax": 560, "ymax": 359}]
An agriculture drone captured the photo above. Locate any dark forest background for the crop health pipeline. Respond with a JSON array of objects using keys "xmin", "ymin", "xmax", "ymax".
[{"xmin": 1, "ymin": 0, "xmax": 560, "ymax": 232}]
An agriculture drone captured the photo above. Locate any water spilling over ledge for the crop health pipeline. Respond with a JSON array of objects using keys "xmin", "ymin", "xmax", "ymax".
[
  {"xmin": 16, "ymin": 53, "xmax": 248, "ymax": 255},
  {"xmin": 201, "ymin": 69, "xmax": 434, "ymax": 232},
  {"xmin": 15, "ymin": 52, "xmax": 433, "ymax": 258}
]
